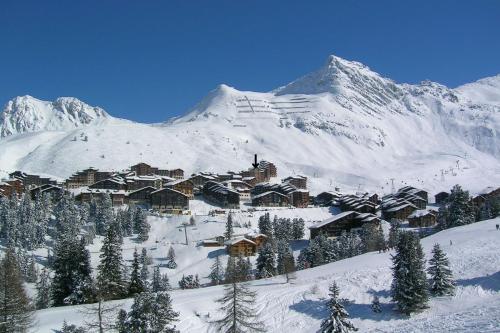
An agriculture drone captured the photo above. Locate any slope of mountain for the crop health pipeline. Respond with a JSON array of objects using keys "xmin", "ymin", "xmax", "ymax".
[
  {"xmin": 0, "ymin": 55, "xmax": 499, "ymax": 194},
  {"xmin": 0, "ymin": 95, "xmax": 113, "ymax": 137}
]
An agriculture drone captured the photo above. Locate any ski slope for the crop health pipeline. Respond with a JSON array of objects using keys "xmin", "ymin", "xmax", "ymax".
[{"xmin": 32, "ymin": 217, "xmax": 500, "ymax": 332}]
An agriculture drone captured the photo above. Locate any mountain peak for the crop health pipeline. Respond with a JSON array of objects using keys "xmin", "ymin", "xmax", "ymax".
[{"xmin": 1, "ymin": 96, "xmax": 111, "ymax": 137}]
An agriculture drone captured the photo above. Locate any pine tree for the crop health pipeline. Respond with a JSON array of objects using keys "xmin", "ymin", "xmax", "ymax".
[
  {"xmin": 273, "ymin": 217, "xmax": 292, "ymax": 243},
  {"xmin": 320, "ymin": 282, "xmax": 357, "ymax": 333},
  {"xmin": 427, "ymin": 244, "xmax": 455, "ymax": 296},
  {"xmin": 258, "ymin": 213, "xmax": 273, "ymax": 238},
  {"xmin": 438, "ymin": 185, "xmax": 475, "ymax": 229},
  {"xmin": 140, "ymin": 249, "xmax": 150, "ymax": 290},
  {"xmin": 276, "ymin": 241, "xmax": 296, "ymax": 282},
  {"xmin": 97, "ymin": 222, "xmax": 125, "ymax": 300},
  {"xmin": 209, "ymin": 255, "xmax": 224, "ymax": 286},
  {"xmin": 60, "ymin": 320, "xmax": 86, "ymax": 333},
  {"xmin": 256, "ymin": 242, "xmax": 276, "ymax": 278},
  {"xmin": 35, "ymin": 268, "xmax": 51, "ymax": 309},
  {"xmin": 134, "ymin": 208, "xmax": 150, "ymax": 242},
  {"xmin": 152, "ymin": 266, "xmax": 171, "ymax": 292},
  {"xmin": 165, "ymin": 246, "xmax": 177, "ymax": 269},
  {"xmin": 214, "ymin": 281, "xmax": 265, "ymax": 333},
  {"xmin": 0, "ymin": 248, "xmax": 34, "ymax": 333},
  {"xmin": 235, "ymin": 256, "xmax": 252, "ymax": 282},
  {"xmin": 127, "ymin": 291, "xmax": 179, "ymax": 333},
  {"xmin": 371, "ymin": 295, "xmax": 382, "ymax": 313},
  {"xmin": 391, "ymin": 232, "xmax": 429, "ymax": 315},
  {"xmin": 224, "ymin": 213, "xmax": 234, "ymax": 240},
  {"xmin": 388, "ymin": 219, "xmax": 401, "ymax": 249},
  {"xmin": 129, "ymin": 248, "xmax": 145, "ymax": 296},
  {"xmin": 361, "ymin": 223, "xmax": 385, "ymax": 253},
  {"xmin": 291, "ymin": 218, "xmax": 305, "ymax": 239},
  {"xmin": 95, "ymin": 194, "xmax": 114, "ymax": 236},
  {"xmin": 115, "ymin": 309, "xmax": 128, "ymax": 333}
]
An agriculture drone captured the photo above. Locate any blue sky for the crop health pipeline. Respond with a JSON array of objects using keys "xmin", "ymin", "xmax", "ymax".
[{"xmin": 1, "ymin": 1, "xmax": 499, "ymax": 123}]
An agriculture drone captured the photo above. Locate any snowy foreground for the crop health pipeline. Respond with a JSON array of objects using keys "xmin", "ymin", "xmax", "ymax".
[{"xmin": 34, "ymin": 217, "xmax": 500, "ymax": 332}]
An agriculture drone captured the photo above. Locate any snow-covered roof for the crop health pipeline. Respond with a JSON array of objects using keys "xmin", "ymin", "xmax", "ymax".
[
  {"xmin": 252, "ymin": 191, "xmax": 289, "ymax": 200},
  {"xmin": 310, "ymin": 211, "xmax": 358, "ymax": 229},
  {"xmin": 224, "ymin": 237, "xmax": 256, "ymax": 246},
  {"xmin": 166, "ymin": 179, "xmax": 192, "ymax": 186},
  {"xmin": 150, "ymin": 187, "xmax": 188, "ymax": 197},
  {"xmin": 408, "ymin": 209, "xmax": 436, "ymax": 219}
]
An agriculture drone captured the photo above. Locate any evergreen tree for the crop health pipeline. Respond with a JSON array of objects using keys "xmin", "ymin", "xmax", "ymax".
[
  {"xmin": 388, "ymin": 220, "xmax": 401, "ymax": 249},
  {"xmin": 134, "ymin": 208, "xmax": 150, "ymax": 242},
  {"xmin": 320, "ymin": 282, "xmax": 357, "ymax": 333},
  {"xmin": 235, "ymin": 255, "xmax": 252, "ymax": 282},
  {"xmin": 361, "ymin": 223, "xmax": 385, "ymax": 253},
  {"xmin": 165, "ymin": 247, "xmax": 177, "ymax": 269},
  {"xmin": 151, "ymin": 266, "xmax": 171, "ymax": 292},
  {"xmin": 129, "ymin": 248, "xmax": 145, "ymax": 296},
  {"xmin": 427, "ymin": 244, "xmax": 455, "ymax": 296},
  {"xmin": 256, "ymin": 242, "xmax": 276, "ymax": 278},
  {"xmin": 127, "ymin": 291, "xmax": 179, "ymax": 333},
  {"xmin": 438, "ymin": 185, "xmax": 475, "ymax": 229},
  {"xmin": 0, "ymin": 248, "xmax": 34, "ymax": 333},
  {"xmin": 115, "ymin": 309, "xmax": 128, "ymax": 333},
  {"xmin": 273, "ymin": 217, "xmax": 292, "ymax": 243},
  {"xmin": 97, "ymin": 222, "xmax": 125, "ymax": 300},
  {"xmin": 276, "ymin": 241, "xmax": 296, "ymax": 282},
  {"xmin": 291, "ymin": 218, "xmax": 305, "ymax": 240},
  {"xmin": 60, "ymin": 320, "xmax": 86, "ymax": 333},
  {"xmin": 95, "ymin": 194, "xmax": 114, "ymax": 236},
  {"xmin": 140, "ymin": 249, "xmax": 150, "ymax": 290},
  {"xmin": 371, "ymin": 295, "xmax": 382, "ymax": 313},
  {"xmin": 35, "ymin": 268, "xmax": 51, "ymax": 309},
  {"xmin": 214, "ymin": 281, "xmax": 265, "ymax": 333},
  {"xmin": 224, "ymin": 213, "xmax": 234, "ymax": 240},
  {"xmin": 391, "ymin": 232, "xmax": 429, "ymax": 315},
  {"xmin": 209, "ymin": 255, "xmax": 224, "ymax": 286},
  {"xmin": 178, "ymin": 275, "xmax": 200, "ymax": 289},
  {"xmin": 258, "ymin": 213, "xmax": 273, "ymax": 238}
]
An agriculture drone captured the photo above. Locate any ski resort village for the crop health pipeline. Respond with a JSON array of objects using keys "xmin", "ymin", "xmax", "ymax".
[{"xmin": 1, "ymin": 4, "xmax": 500, "ymax": 330}]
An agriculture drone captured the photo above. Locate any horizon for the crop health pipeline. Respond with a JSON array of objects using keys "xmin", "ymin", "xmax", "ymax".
[{"xmin": 1, "ymin": 1, "xmax": 499, "ymax": 123}]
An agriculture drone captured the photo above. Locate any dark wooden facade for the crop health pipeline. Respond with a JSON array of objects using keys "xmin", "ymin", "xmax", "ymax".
[{"xmin": 150, "ymin": 188, "xmax": 189, "ymax": 211}]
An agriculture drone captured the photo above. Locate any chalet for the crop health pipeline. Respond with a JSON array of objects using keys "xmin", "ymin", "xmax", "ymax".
[
  {"xmin": 242, "ymin": 176, "xmax": 257, "ymax": 187},
  {"xmin": 168, "ymin": 168, "xmax": 184, "ymax": 179},
  {"xmin": 397, "ymin": 186, "xmax": 428, "ymax": 203},
  {"xmin": 150, "ymin": 188, "xmax": 189, "ymax": 212},
  {"xmin": 222, "ymin": 180, "xmax": 253, "ymax": 200},
  {"xmin": 128, "ymin": 186, "xmax": 157, "ymax": 205},
  {"xmin": 202, "ymin": 181, "xmax": 240, "ymax": 209},
  {"xmin": 9, "ymin": 171, "xmax": 58, "ymax": 190},
  {"xmin": 472, "ymin": 186, "xmax": 500, "ymax": 216},
  {"xmin": 314, "ymin": 191, "xmax": 342, "ymax": 206},
  {"xmin": 282, "ymin": 175, "xmax": 307, "ymax": 189},
  {"xmin": 339, "ymin": 195, "xmax": 377, "ymax": 214},
  {"xmin": 165, "ymin": 179, "xmax": 194, "ymax": 198},
  {"xmin": 131, "ymin": 162, "xmax": 156, "ymax": 176},
  {"xmin": 190, "ymin": 174, "xmax": 217, "ymax": 188},
  {"xmin": 434, "ymin": 191, "xmax": 450, "ymax": 205},
  {"xmin": 202, "ymin": 235, "xmax": 226, "ymax": 247},
  {"xmin": 382, "ymin": 201, "xmax": 417, "ymax": 220},
  {"xmin": 309, "ymin": 211, "xmax": 380, "ymax": 239},
  {"xmin": 408, "ymin": 210, "xmax": 437, "ymax": 227},
  {"xmin": 251, "ymin": 182, "xmax": 309, "ymax": 208},
  {"xmin": 125, "ymin": 175, "xmax": 162, "ymax": 191},
  {"xmin": 30, "ymin": 184, "xmax": 65, "ymax": 200},
  {"xmin": 258, "ymin": 160, "xmax": 277, "ymax": 178},
  {"xmin": 89, "ymin": 177, "xmax": 127, "ymax": 191},
  {"xmin": 0, "ymin": 178, "xmax": 24, "ymax": 197},
  {"xmin": 65, "ymin": 168, "xmax": 111, "ymax": 189},
  {"xmin": 245, "ymin": 233, "xmax": 267, "ymax": 247},
  {"xmin": 394, "ymin": 192, "xmax": 427, "ymax": 209},
  {"xmin": 252, "ymin": 191, "xmax": 289, "ymax": 207},
  {"xmin": 225, "ymin": 237, "xmax": 257, "ymax": 256},
  {"xmin": 289, "ymin": 189, "xmax": 310, "ymax": 208},
  {"xmin": 76, "ymin": 189, "xmax": 128, "ymax": 206}
]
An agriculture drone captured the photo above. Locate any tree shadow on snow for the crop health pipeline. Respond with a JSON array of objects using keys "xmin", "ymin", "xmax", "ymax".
[
  {"xmin": 455, "ymin": 270, "xmax": 500, "ymax": 292},
  {"xmin": 289, "ymin": 299, "xmax": 328, "ymax": 320}
]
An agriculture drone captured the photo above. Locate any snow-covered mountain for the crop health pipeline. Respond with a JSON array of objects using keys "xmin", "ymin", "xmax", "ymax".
[
  {"xmin": 0, "ymin": 55, "xmax": 499, "ymax": 194},
  {"xmin": 0, "ymin": 95, "xmax": 111, "ymax": 137}
]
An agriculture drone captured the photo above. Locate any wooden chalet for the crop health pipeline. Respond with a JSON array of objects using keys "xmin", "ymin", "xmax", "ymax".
[
  {"xmin": 434, "ymin": 191, "xmax": 450, "ymax": 205},
  {"xmin": 408, "ymin": 210, "xmax": 437, "ymax": 227},
  {"xmin": 190, "ymin": 174, "xmax": 217, "ymax": 188},
  {"xmin": 314, "ymin": 191, "xmax": 342, "ymax": 206},
  {"xmin": 245, "ymin": 233, "xmax": 267, "ymax": 247},
  {"xmin": 126, "ymin": 175, "xmax": 162, "ymax": 191},
  {"xmin": 30, "ymin": 184, "xmax": 65, "ymax": 200},
  {"xmin": 165, "ymin": 179, "xmax": 194, "ymax": 198},
  {"xmin": 9, "ymin": 171, "xmax": 58, "ymax": 190},
  {"xmin": 251, "ymin": 182, "xmax": 309, "ymax": 208},
  {"xmin": 396, "ymin": 186, "xmax": 429, "ymax": 203},
  {"xmin": 150, "ymin": 188, "xmax": 189, "ymax": 212},
  {"xmin": 0, "ymin": 178, "xmax": 23, "ymax": 197},
  {"xmin": 89, "ymin": 177, "xmax": 127, "ymax": 191},
  {"xmin": 382, "ymin": 201, "xmax": 417, "ymax": 220},
  {"xmin": 310, "ymin": 211, "xmax": 380, "ymax": 239},
  {"xmin": 130, "ymin": 162, "xmax": 156, "ymax": 176},
  {"xmin": 76, "ymin": 189, "xmax": 128, "ymax": 206},
  {"xmin": 65, "ymin": 168, "xmax": 111, "ymax": 189},
  {"xmin": 128, "ymin": 186, "xmax": 157, "ymax": 205},
  {"xmin": 252, "ymin": 191, "xmax": 289, "ymax": 207},
  {"xmin": 225, "ymin": 237, "xmax": 257, "ymax": 256},
  {"xmin": 282, "ymin": 175, "xmax": 307, "ymax": 189},
  {"xmin": 339, "ymin": 195, "xmax": 377, "ymax": 214},
  {"xmin": 202, "ymin": 181, "xmax": 240, "ymax": 209}
]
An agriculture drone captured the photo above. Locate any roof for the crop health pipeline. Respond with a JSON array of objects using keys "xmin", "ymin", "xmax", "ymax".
[
  {"xmin": 385, "ymin": 203, "xmax": 417, "ymax": 212},
  {"xmin": 408, "ymin": 209, "xmax": 436, "ymax": 219},
  {"xmin": 252, "ymin": 191, "xmax": 289, "ymax": 200},
  {"xmin": 166, "ymin": 179, "xmax": 193, "ymax": 186},
  {"xmin": 310, "ymin": 211, "xmax": 358, "ymax": 229},
  {"xmin": 150, "ymin": 187, "xmax": 189, "ymax": 198},
  {"xmin": 224, "ymin": 237, "xmax": 256, "ymax": 246},
  {"xmin": 128, "ymin": 186, "xmax": 157, "ymax": 195}
]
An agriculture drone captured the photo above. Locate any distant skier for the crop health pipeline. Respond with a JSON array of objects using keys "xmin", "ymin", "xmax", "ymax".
[
  {"xmin": 450, "ymin": 240, "xmax": 453, "ymax": 246},
  {"xmin": 496, "ymin": 224, "xmax": 499, "ymax": 231}
]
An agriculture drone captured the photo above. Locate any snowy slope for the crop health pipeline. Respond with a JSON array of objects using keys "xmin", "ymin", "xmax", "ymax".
[
  {"xmin": 0, "ymin": 55, "xmax": 499, "ymax": 194},
  {"xmin": 33, "ymin": 217, "xmax": 500, "ymax": 332}
]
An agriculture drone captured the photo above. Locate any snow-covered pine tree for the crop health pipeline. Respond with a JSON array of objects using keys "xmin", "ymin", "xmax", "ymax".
[
  {"xmin": 35, "ymin": 268, "xmax": 51, "ymax": 309},
  {"xmin": 258, "ymin": 212, "xmax": 273, "ymax": 238},
  {"xmin": 292, "ymin": 218, "xmax": 305, "ymax": 240},
  {"xmin": 427, "ymin": 244, "xmax": 455, "ymax": 296},
  {"xmin": 127, "ymin": 291, "xmax": 179, "ymax": 333},
  {"xmin": 129, "ymin": 248, "xmax": 145, "ymax": 296},
  {"xmin": 115, "ymin": 309, "xmax": 128, "ymax": 333},
  {"xmin": 95, "ymin": 194, "xmax": 114, "ymax": 236},
  {"xmin": 320, "ymin": 282, "xmax": 357, "ymax": 333},
  {"xmin": 60, "ymin": 320, "xmax": 86, "ymax": 333},
  {"xmin": 361, "ymin": 223, "xmax": 385, "ymax": 253},
  {"xmin": 25, "ymin": 255, "xmax": 39, "ymax": 283},
  {"xmin": 256, "ymin": 242, "xmax": 276, "ymax": 278},
  {"xmin": 209, "ymin": 255, "xmax": 224, "ymax": 286},
  {"xmin": 236, "ymin": 255, "xmax": 252, "ymax": 282},
  {"xmin": 214, "ymin": 280, "xmax": 265, "ymax": 333},
  {"xmin": 224, "ymin": 213, "xmax": 234, "ymax": 240},
  {"xmin": 439, "ymin": 185, "xmax": 475, "ymax": 229},
  {"xmin": 165, "ymin": 246, "xmax": 177, "ymax": 269},
  {"xmin": 391, "ymin": 231, "xmax": 429, "ymax": 315},
  {"xmin": 97, "ymin": 221, "xmax": 125, "ymax": 300},
  {"xmin": 388, "ymin": 219, "xmax": 401, "ymax": 249},
  {"xmin": 134, "ymin": 207, "xmax": 150, "ymax": 242},
  {"xmin": 0, "ymin": 248, "xmax": 34, "ymax": 332},
  {"xmin": 152, "ymin": 266, "xmax": 171, "ymax": 292},
  {"xmin": 140, "ymin": 249, "xmax": 150, "ymax": 290},
  {"xmin": 371, "ymin": 295, "xmax": 382, "ymax": 313},
  {"xmin": 273, "ymin": 217, "xmax": 293, "ymax": 243},
  {"xmin": 276, "ymin": 241, "xmax": 296, "ymax": 282}
]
